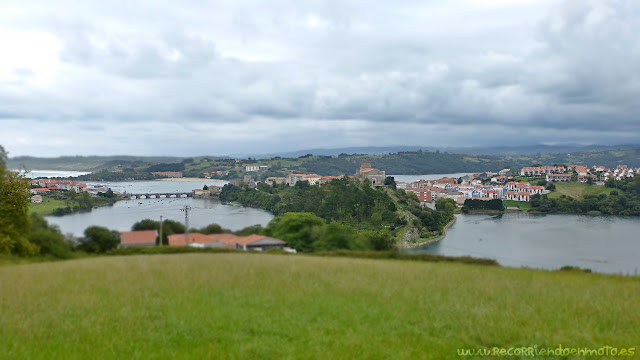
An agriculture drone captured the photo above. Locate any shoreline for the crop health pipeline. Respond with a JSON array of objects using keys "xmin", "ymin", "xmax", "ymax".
[
  {"xmin": 159, "ymin": 177, "xmax": 225, "ymax": 181},
  {"xmin": 401, "ymin": 216, "xmax": 457, "ymax": 249}
]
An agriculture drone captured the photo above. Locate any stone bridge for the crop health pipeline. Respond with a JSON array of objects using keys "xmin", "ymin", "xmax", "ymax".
[{"xmin": 122, "ymin": 193, "xmax": 192, "ymax": 199}]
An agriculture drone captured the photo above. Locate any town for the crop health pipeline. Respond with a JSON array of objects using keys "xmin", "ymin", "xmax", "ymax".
[{"xmin": 28, "ymin": 163, "xmax": 640, "ymax": 209}]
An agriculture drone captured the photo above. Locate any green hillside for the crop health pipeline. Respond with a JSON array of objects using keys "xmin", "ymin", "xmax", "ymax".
[
  {"xmin": 1, "ymin": 254, "xmax": 638, "ymax": 359},
  {"xmin": 8, "ymin": 148, "xmax": 640, "ymax": 176}
]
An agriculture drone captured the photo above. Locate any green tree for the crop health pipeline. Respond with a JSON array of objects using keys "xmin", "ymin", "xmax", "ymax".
[
  {"xmin": 29, "ymin": 213, "xmax": 72, "ymax": 258},
  {"xmin": 132, "ymin": 219, "xmax": 160, "ymax": 231},
  {"xmin": 233, "ymin": 224, "xmax": 263, "ymax": 236},
  {"xmin": 384, "ymin": 176, "xmax": 397, "ymax": 189},
  {"xmin": 0, "ymin": 145, "xmax": 38, "ymax": 255},
  {"xmin": 263, "ymin": 212, "xmax": 326, "ymax": 252},
  {"xmin": 363, "ymin": 230, "xmax": 395, "ymax": 251},
  {"xmin": 78, "ymin": 226, "xmax": 120, "ymax": 253}
]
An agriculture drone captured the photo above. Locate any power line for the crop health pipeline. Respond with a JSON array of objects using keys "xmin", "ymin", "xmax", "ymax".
[{"xmin": 181, "ymin": 205, "xmax": 191, "ymax": 246}]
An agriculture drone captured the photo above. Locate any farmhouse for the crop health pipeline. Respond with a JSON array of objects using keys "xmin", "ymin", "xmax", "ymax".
[
  {"xmin": 119, "ymin": 230, "xmax": 157, "ymax": 248},
  {"xmin": 167, "ymin": 233, "xmax": 287, "ymax": 251}
]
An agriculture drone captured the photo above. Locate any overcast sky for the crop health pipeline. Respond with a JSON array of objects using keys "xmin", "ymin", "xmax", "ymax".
[{"xmin": 1, "ymin": 0, "xmax": 638, "ymax": 157}]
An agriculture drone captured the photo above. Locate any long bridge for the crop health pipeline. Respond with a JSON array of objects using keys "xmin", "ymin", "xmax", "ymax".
[{"xmin": 121, "ymin": 193, "xmax": 192, "ymax": 200}]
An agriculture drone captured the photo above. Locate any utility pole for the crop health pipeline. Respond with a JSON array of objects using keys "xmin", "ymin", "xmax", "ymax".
[
  {"xmin": 181, "ymin": 205, "xmax": 191, "ymax": 246},
  {"xmin": 159, "ymin": 216, "xmax": 163, "ymax": 246}
]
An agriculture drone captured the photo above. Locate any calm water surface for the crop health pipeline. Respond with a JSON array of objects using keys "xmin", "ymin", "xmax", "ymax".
[
  {"xmin": 24, "ymin": 170, "xmax": 91, "ymax": 178},
  {"xmin": 44, "ymin": 179, "xmax": 272, "ymax": 236},
  {"xmin": 87, "ymin": 179, "xmax": 228, "ymax": 194},
  {"xmin": 407, "ymin": 213, "xmax": 640, "ymax": 275},
  {"xmin": 46, "ymin": 198, "xmax": 274, "ymax": 237},
  {"xmin": 39, "ymin": 177, "xmax": 640, "ymax": 275}
]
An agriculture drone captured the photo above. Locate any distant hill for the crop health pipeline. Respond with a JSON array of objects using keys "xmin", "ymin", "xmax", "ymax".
[
  {"xmin": 236, "ymin": 143, "xmax": 640, "ymax": 158},
  {"xmin": 7, "ymin": 155, "xmax": 185, "ymax": 171},
  {"xmin": 7, "ymin": 147, "xmax": 640, "ymax": 175},
  {"xmin": 297, "ymin": 149, "xmax": 640, "ymax": 175}
]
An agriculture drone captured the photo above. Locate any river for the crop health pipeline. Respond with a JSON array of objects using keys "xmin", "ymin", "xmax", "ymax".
[
  {"xmin": 406, "ymin": 213, "xmax": 640, "ymax": 275},
  {"xmin": 24, "ymin": 170, "xmax": 91, "ymax": 178},
  {"xmin": 44, "ymin": 178, "xmax": 274, "ymax": 236}
]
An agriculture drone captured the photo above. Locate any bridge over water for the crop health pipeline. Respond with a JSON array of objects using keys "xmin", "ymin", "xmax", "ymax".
[{"xmin": 121, "ymin": 193, "xmax": 192, "ymax": 199}]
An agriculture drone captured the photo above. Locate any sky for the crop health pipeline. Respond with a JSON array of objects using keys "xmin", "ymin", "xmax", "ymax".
[{"xmin": 1, "ymin": 0, "xmax": 639, "ymax": 157}]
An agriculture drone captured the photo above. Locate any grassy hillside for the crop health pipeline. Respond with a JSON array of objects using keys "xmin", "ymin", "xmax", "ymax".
[
  {"xmin": 548, "ymin": 183, "xmax": 618, "ymax": 200},
  {"xmin": 7, "ymin": 155, "xmax": 184, "ymax": 171},
  {"xmin": 1, "ymin": 254, "xmax": 638, "ymax": 359},
  {"xmin": 8, "ymin": 148, "xmax": 640, "ymax": 175}
]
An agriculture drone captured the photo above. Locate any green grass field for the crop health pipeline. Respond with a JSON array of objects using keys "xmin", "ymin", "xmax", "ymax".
[
  {"xmin": 1, "ymin": 254, "xmax": 638, "ymax": 359},
  {"xmin": 29, "ymin": 199, "xmax": 68, "ymax": 216},
  {"xmin": 502, "ymin": 200, "xmax": 532, "ymax": 209},
  {"xmin": 548, "ymin": 183, "xmax": 617, "ymax": 200}
]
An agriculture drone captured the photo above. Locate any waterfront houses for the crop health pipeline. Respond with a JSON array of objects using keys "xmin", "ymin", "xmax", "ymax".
[
  {"xmin": 30, "ymin": 179, "xmax": 88, "ymax": 193},
  {"xmin": 520, "ymin": 166, "xmax": 565, "ymax": 176},
  {"xmin": 403, "ymin": 174, "xmax": 552, "ymax": 205}
]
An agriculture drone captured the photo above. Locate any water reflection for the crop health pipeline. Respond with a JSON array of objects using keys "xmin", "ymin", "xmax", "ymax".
[{"xmin": 409, "ymin": 213, "xmax": 640, "ymax": 275}]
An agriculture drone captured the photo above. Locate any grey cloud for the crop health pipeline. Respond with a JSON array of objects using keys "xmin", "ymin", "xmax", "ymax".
[{"xmin": 1, "ymin": 0, "xmax": 639, "ymax": 157}]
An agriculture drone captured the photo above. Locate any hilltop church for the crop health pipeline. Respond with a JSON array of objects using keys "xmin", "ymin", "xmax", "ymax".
[{"xmin": 355, "ymin": 161, "xmax": 386, "ymax": 187}]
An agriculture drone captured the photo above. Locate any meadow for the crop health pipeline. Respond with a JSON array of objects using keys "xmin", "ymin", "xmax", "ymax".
[
  {"xmin": 548, "ymin": 183, "xmax": 617, "ymax": 200},
  {"xmin": 28, "ymin": 198, "xmax": 68, "ymax": 216},
  {"xmin": 1, "ymin": 253, "xmax": 638, "ymax": 359}
]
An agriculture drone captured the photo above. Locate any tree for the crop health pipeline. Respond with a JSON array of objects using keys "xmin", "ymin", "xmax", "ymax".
[
  {"xmin": 78, "ymin": 226, "xmax": 120, "ymax": 253},
  {"xmin": 203, "ymin": 184, "xmax": 209, "ymax": 190},
  {"xmin": 363, "ymin": 230, "xmax": 395, "ymax": 251},
  {"xmin": 263, "ymin": 212, "xmax": 326, "ymax": 252},
  {"xmin": 29, "ymin": 214, "xmax": 72, "ymax": 258},
  {"xmin": 0, "ymin": 145, "xmax": 38, "ymax": 256},
  {"xmin": 384, "ymin": 176, "xmax": 397, "ymax": 189},
  {"xmin": 233, "ymin": 224, "xmax": 263, "ymax": 236}
]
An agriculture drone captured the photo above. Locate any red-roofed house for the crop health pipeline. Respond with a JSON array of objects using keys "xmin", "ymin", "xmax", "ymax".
[
  {"xmin": 167, "ymin": 233, "xmax": 286, "ymax": 251},
  {"xmin": 234, "ymin": 234, "xmax": 286, "ymax": 251},
  {"xmin": 30, "ymin": 188, "xmax": 51, "ymax": 194},
  {"xmin": 303, "ymin": 174, "xmax": 322, "ymax": 185},
  {"xmin": 546, "ymin": 173, "xmax": 571, "ymax": 182},
  {"xmin": 167, "ymin": 233, "xmax": 225, "ymax": 247},
  {"xmin": 120, "ymin": 230, "xmax": 157, "ymax": 248},
  {"xmin": 405, "ymin": 189, "xmax": 433, "ymax": 203},
  {"xmin": 286, "ymin": 174, "xmax": 306, "ymax": 186}
]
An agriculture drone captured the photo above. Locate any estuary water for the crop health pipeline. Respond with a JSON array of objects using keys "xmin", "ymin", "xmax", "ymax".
[
  {"xmin": 24, "ymin": 170, "xmax": 91, "ymax": 178},
  {"xmin": 44, "ymin": 178, "xmax": 274, "ymax": 236},
  {"xmin": 35, "ymin": 174, "xmax": 640, "ymax": 275},
  {"xmin": 407, "ymin": 213, "xmax": 640, "ymax": 275}
]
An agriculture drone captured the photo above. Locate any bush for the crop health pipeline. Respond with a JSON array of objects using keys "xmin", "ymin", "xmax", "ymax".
[
  {"xmin": 78, "ymin": 226, "xmax": 120, "ymax": 253},
  {"xmin": 28, "ymin": 214, "xmax": 72, "ymax": 259}
]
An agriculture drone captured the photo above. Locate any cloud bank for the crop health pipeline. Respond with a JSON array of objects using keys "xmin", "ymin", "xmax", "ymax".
[{"xmin": 1, "ymin": 0, "xmax": 638, "ymax": 156}]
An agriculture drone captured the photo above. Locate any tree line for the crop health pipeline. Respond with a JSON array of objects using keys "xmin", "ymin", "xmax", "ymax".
[
  {"xmin": 530, "ymin": 178, "xmax": 640, "ymax": 215},
  {"xmin": 219, "ymin": 177, "xmax": 458, "ymax": 252}
]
